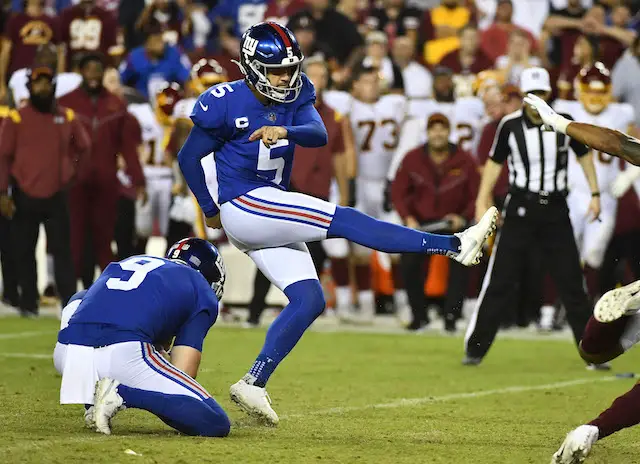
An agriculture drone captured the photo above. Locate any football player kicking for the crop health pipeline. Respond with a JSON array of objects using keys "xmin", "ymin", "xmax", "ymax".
[
  {"xmin": 54, "ymin": 238, "xmax": 229, "ymax": 437},
  {"xmin": 177, "ymin": 21, "xmax": 499, "ymax": 426},
  {"xmin": 524, "ymin": 91, "xmax": 640, "ymax": 463}
]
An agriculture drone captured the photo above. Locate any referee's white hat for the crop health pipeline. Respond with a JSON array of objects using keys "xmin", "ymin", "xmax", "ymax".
[{"xmin": 520, "ymin": 67, "xmax": 551, "ymax": 93}]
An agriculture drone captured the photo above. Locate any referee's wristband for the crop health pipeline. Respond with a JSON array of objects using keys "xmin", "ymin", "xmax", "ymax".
[{"xmin": 591, "ymin": 192, "xmax": 600, "ymax": 197}]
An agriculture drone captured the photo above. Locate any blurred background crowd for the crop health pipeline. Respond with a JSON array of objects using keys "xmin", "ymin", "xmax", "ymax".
[{"xmin": 0, "ymin": 0, "xmax": 639, "ymax": 337}]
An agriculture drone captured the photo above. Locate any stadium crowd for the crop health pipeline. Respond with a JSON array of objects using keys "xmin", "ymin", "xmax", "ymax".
[{"xmin": 0, "ymin": 0, "xmax": 639, "ymax": 338}]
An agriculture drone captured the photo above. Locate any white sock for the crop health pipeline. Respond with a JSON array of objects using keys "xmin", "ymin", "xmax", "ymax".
[
  {"xmin": 335, "ymin": 286, "xmax": 352, "ymax": 314},
  {"xmin": 394, "ymin": 289, "xmax": 408, "ymax": 309},
  {"xmin": 358, "ymin": 290, "xmax": 375, "ymax": 318},
  {"xmin": 539, "ymin": 305, "xmax": 555, "ymax": 330}
]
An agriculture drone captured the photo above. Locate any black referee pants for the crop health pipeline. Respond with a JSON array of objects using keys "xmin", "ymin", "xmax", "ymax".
[
  {"xmin": 465, "ymin": 193, "xmax": 591, "ymax": 359},
  {"xmin": 11, "ymin": 188, "xmax": 76, "ymax": 313}
]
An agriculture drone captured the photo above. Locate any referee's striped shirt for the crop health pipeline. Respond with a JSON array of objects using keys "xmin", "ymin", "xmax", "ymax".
[{"xmin": 489, "ymin": 109, "xmax": 589, "ymax": 194}]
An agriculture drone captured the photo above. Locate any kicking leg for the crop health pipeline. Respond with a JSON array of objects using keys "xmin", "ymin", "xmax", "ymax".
[
  {"xmin": 230, "ymin": 244, "xmax": 324, "ymax": 425},
  {"xmin": 222, "ymin": 188, "xmax": 497, "ymax": 265}
]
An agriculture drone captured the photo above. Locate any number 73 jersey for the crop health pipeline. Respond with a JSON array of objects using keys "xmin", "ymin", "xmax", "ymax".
[
  {"xmin": 189, "ymin": 74, "xmax": 316, "ymax": 205},
  {"xmin": 348, "ymin": 94, "xmax": 407, "ymax": 181}
]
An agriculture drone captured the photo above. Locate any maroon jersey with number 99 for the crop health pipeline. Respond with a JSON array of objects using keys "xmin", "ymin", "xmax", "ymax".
[{"xmin": 59, "ymin": 4, "xmax": 117, "ymax": 68}]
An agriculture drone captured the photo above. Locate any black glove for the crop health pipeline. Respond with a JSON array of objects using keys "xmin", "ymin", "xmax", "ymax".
[
  {"xmin": 383, "ymin": 180, "xmax": 392, "ymax": 213},
  {"xmin": 348, "ymin": 178, "xmax": 356, "ymax": 208}
]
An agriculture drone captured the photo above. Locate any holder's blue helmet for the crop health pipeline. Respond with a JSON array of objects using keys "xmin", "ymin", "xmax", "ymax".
[{"xmin": 166, "ymin": 238, "xmax": 225, "ymax": 299}]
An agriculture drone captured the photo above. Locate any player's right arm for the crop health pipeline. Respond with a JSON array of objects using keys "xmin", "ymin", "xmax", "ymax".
[
  {"xmin": 565, "ymin": 123, "xmax": 640, "ymax": 167},
  {"xmin": 525, "ymin": 92, "xmax": 640, "ymax": 166},
  {"xmin": 178, "ymin": 89, "xmax": 227, "ymax": 220},
  {"xmin": 171, "ymin": 278, "xmax": 220, "ymax": 379}
]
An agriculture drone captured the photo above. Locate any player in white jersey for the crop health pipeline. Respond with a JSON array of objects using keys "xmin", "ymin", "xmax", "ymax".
[
  {"xmin": 553, "ymin": 63, "xmax": 636, "ymax": 279},
  {"xmin": 332, "ymin": 65, "xmax": 408, "ymax": 321},
  {"xmin": 390, "ymin": 67, "xmax": 485, "ymax": 185}
]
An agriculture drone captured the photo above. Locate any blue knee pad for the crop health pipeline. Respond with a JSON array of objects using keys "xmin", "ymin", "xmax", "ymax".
[{"xmin": 285, "ymin": 278, "xmax": 326, "ymax": 319}]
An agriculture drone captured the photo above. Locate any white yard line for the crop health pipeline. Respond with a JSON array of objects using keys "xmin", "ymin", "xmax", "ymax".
[
  {"xmin": 0, "ymin": 331, "xmax": 51, "ymax": 340},
  {"xmin": 282, "ymin": 376, "xmax": 619, "ymax": 419},
  {"xmin": 0, "ymin": 353, "xmax": 52, "ymax": 359},
  {"xmin": 0, "ymin": 376, "xmax": 622, "ymax": 455}
]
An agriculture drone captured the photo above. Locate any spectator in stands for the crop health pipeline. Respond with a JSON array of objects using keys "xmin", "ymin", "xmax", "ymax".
[
  {"xmin": 0, "ymin": 66, "xmax": 91, "ymax": 317},
  {"xmin": 120, "ymin": 23, "xmax": 191, "ymax": 100},
  {"xmin": 543, "ymin": 0, "xmax": 587, "ymax": 68},
  {"xmin": 287, "ymin": 12, "xmax": 335, "ymax": 65},
  {"xmin": 365, "ymin": 0, "xmax": 422, "ymax": 46},
  {"xmin": 480, "ymin": 0, "xmax": 537, "ymax": 62},
  {"xmin": 421, "ymin": 0, "xmax": 473, "ymax": 66},
  {"xmin": 544, "ymin": 3, "xmax": 633, "ymax": 70},
  {"xmin": 439, "ymin": 24, "xmax": 493, "ymax": 97},
  {"xmin": 59, "ymin": 53, "xmax": 146, "ymax": 285},
  {"xmin": 59, "ymin": 0, "xmax": 119, "ymax": 70},
  {"xmin": 8, "ymin": 44, "xmax": 82, "ymax": 109},
  {"xmin": 432, "ymin": 65, "xmax": 455, "ymax": 102},
  {"xmin": 392, "ymin": 113, "xmax": 479, "ymax": 332},
  {"xmin": 289, "ymin": 0, "xmax": 364, "ymax": 69},
  {"xmin": 0, "ymin": 0, "xmax": 59, "ymax": 102},
  {"xmin": 135, "ymin": 0, "xmax": 188, "ymax": 47},
  {"xmin": 612, "ymin": 36, "xmax": 640, "ymax": 127},
  {"xmin": 10, "ymin": 0, "xmax": 73, "ymax": 14},
  {"xmin": 264, "ymin": 0, "xmax": 306, "ymax": 25},
  {"xmin": 557, "ymin": 34, "xmax": 597, "ymax": 100},
  {"xmin": 495, "ymin": 29, "xmax": 542, "ymax": 85},
  {"xmin": 361, "ymin": 31, "xmax": 404, "ymax": 93},
  {"xmin": 391, "ymin": 35, "xmax": 432, "ymax": 98}
]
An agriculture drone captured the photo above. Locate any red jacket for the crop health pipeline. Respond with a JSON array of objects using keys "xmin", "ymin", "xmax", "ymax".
[
  {"xmin": 476, "ymin": 119, "xmax": 509, "ymax": 199},
  {"xmin": 58, "ymin": 87, "xmax": 144, "ymax": 187},
  {"xmin": 291, "ymin": 101, "xmax": 345, "ymax": 200},
  {"xmin": 438, "ymin": 49, "xmax": 493, "ymax": 74},
  {"xmin": 392, "ymin": 143, "xmax": 479, "ymax": 223},
  {"xmin": 0, "ymin": 105, "xmax": 91, "ymax": 198}
]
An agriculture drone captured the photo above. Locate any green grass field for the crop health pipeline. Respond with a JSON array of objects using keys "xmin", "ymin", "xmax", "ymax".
[{"xmin": 1, "ymin": 317, "xmax": 639, "ymax": 464}]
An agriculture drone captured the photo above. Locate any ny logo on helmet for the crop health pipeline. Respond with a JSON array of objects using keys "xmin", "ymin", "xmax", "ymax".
[{"xmin": 243, "ymin": 36, "xmax": 259, "ymax": 57}]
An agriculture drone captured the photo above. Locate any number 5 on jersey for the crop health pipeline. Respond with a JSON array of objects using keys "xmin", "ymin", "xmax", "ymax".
[{"xmin": 258, "ymin": 140, "xmax": 289, "ymax": 185}]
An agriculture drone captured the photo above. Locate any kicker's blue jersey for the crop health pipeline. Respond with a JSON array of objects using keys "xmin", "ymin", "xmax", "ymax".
[
  {"xmin": 188, "ymin": 74, "xmax": 317, "ymax": 209},
  {"xmin": 58, "ymin": 256, "xmax": 219, "ymax": 351}
]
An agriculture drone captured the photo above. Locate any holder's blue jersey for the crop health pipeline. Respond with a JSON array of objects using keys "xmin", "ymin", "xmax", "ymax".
[
  {"xmin": 58, "ymin": 256, "xmax": 219, "ymax": 351},
  {"xmin": 178, "ymin": 74, "xmax": 328, "ymax": 217}
]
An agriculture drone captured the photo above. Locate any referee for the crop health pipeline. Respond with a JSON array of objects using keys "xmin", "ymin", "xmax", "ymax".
[{"xmin": 465, "ymin": 67, "xmax": 600, "ymax": 365}]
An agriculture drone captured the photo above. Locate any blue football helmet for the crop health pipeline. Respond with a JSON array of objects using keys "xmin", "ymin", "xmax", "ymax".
[
  {"xmin": 236, "ymin": 21, "xmax": 304, "ymax": 103},
  {"xmin": 166, "ymin": 238, "xmax": 226, "ymax": 299}
]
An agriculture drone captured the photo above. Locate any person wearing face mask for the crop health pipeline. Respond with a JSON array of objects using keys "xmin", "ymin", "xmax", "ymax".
[
  {"xmin": 0, "ymin": 66, "xmax": 91, "ymax": 317},
  {"xmin": 58, "ymin": 53, "xmax": 146, "ymax": 289}
]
